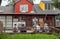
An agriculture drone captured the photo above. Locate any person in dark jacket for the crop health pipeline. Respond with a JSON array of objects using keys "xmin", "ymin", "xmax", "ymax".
[
  {"xmin": 20, "ymin": 24, "xmax": 26, "ymax": 33},
  {"xmin": 13, "ymin": 24, "xmax": 18, "ymax": 32}
]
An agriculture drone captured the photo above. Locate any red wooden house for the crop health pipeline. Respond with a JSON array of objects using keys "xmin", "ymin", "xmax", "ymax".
[
  {"xmin": 15, "ymin": 0, "xmax": 33, "ymax": 14},
  {"xmin": 0, "ymin": 0, "xmax": 60, "ymax": 33}
]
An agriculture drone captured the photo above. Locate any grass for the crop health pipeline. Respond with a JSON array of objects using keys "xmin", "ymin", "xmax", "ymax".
[{"xmin": 0, "ymin": 33, "xmax": 59, "ymax": 39}]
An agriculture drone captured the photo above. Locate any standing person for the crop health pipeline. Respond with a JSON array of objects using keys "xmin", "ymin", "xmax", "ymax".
[
  {"xmin": 13, "ymin": 24, "xmax": 18, "ymax": 32},
  {"xmin": 44, "ymin": 23, "xmax": 49, "ymax": 32}
]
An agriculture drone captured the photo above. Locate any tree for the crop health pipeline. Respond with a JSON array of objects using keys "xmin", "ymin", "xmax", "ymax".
[
  {"xmin": 0, "ymin": 0, "xmax": 2, "ymax": 5},
  {"xmin": 52, "ymin": 0, "xmax": 60, "ymax": 9},
  {"xmin": 8, "ymin": 0, "xmax": 15, "ymax": 6},
  {"xmin": 29, "ymin": 0, "xmax": 33, "ymax": 3}
]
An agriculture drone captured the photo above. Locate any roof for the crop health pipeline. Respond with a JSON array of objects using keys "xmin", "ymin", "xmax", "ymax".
[
  {"xmin": 42, "ymin": 1, "xmax": 53, "ymax": 3},
  {"xmin": 32, "ymin": 4, "xmax": 60, "ymax": 14},
  {"xmin": 14, "ymin": 0, "xmax": 33, "ymax": 5},
  {"xmin": 0, "ymin": 1, "xmax": 60, "ymax": 15}
]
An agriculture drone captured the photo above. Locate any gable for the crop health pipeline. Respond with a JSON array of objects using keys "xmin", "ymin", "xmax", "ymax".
[{"xmin": 15, "ymin": 0, "xmax": 33, "ymax": 14}]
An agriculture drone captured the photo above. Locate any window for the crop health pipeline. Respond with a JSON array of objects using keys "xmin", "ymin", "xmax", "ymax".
[
  {"xmin": 55, "ymin": 16, "xmax": 60, "ymax": 27},
  {"xmin": 56, "ymin": 16, "xmax": 60, "ymax": 21},
  {"xmin": 13, "ymin": 16, "xmax": 18, "ymax": 22},
  {"xmin": 45, "ymin": 3, "xmax": 54, "ymax": 10},
  {"xmin": 6, "ymin": 16, "xmax": 12, "ymax": 29},
  {"xmin": 48, "ymin": 3, "xmax": 51, "ymax": 10},
  {"xmin": 20, "ymin": 4, "xmax": 28, "ymax": 13},
  {"xmin": 45, "ymin": 3, "xmax": 48, "ymax": 9},
  {"xmin": 0, "ymin": 16, "xmax": 5, "ymax": 27},
  {"xmin": 13, "ymin": 16, "xmax": 18, "ymax": 27}
]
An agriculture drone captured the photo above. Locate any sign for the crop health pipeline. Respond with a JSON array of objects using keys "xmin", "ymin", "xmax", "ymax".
[
  {"xmin": 33, "ymin": 0, "xmax": 45, "ymax": 11},
  {"xmin": 39, "ymin": 2, "xmax": 45, "ymax": 11}
]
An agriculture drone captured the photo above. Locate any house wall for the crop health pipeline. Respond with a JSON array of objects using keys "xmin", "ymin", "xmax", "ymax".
[
  {"xmin": 0, "ymin": 14, "xmax": 55, "ymax": 31},
  {"xmin": 15, "ymin": 0, "xmax": 33, "ymax": 13},
  {"xmin": 0, "ymin": 6, "xmax": 14, "ymax": 14}
]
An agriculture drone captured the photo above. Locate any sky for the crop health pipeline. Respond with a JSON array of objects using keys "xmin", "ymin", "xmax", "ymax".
[{"xmin": 1, "ymin": 0, "xmax": 52, "ymax": 6}]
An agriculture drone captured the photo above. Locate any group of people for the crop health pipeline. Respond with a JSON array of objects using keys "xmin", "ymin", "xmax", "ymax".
[
  {"xmin": 33, "ymin": 23, "xmax": 49, "ymax": 33},
  {"xmin": 13, "ymin": 24, "xmax": 26, "ymax": 33},
  {"xmin": 13, "ymin": 23, "xmax": 49, "ymax": 33}
]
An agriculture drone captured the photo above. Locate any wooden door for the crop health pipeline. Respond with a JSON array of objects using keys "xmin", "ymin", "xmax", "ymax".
[
  {"xmin": 0, "ymin": 21, "xmax": 3, "ymax": 33},
  {"xmin": 46, "ymin": 16, "xmax": 54, "ymax": 26},
  {"xmin": 18, "ymin": 16, "xmax": 32, "ymax": 27}
]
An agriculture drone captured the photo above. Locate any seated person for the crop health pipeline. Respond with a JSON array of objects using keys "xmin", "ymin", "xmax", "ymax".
[
  {"xmin": 33, "ymin": 23, "xmax": 41, "ymax": 32},
  {"xmin": 18, "ymin": 24, "xmax": 21, "ymax": 32},
  {"xmin": 20, "ymin": 24, "xmax": 26, "ymax": 33},
  {"xmin": 13, "ymin": 24, "xmax": 18, "ymax": 32},
  {"xmin": 44, "ymin": 23, "xmax": 49, "ymax": 32}
]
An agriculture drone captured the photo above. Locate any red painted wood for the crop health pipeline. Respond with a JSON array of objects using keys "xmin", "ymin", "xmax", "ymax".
[{"xmin": 15, "ymin": 0, "xmax": 33, "ymax": 14}]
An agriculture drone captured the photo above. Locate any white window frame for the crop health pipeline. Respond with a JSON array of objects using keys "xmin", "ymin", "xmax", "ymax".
[{"xmin": 20, "ymin": 4, "xmax": 28, "ymax": 13}]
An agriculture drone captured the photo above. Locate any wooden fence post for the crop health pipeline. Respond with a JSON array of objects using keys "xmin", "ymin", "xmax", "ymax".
[{"xmin": 0, "ymin": 21, "xmax": 3, "ymax": 34}]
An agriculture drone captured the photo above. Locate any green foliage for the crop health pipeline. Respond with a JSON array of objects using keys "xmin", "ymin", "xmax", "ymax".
[
  {"xmin": 0, "ymin": 33, "xmax": 58, "ymax": 39},
  {"xmin": 52, "ymin": 0, "xmax": 60, "ymax": 9},
  {"xmin": 56, "ymin": 15, "xmax": 60, "ymax": 20},
  {"xmin": 8, "ymin": 0, "xmax": 15, "ymax": 6},
  {"xmin": 0, "ymin": 0, "xmax": 2, "ymax": 5},
  {"xmin": 29, "ymin": 0, "xmax": 33, "ymax": 4}
]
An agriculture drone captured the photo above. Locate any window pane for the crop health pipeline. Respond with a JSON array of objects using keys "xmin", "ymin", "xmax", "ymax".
[
  {"xmin": 0, "ymin": 16, "xmax": 5, "ymax": 27},
  {"xmin": 55, "ymin": 16, "xmax": 60, "ymax": 27},
  {"xmin": 7, "ymin": 16, "xmax": 12, "ymax": 19},
  {"xmin": 48, "ymin": 3, "xmax": 50, "ymax": 10},
  {"xmin": 6, "ymin": 16, "xmax": 12, "ymax": 29},
  {"xmin": 6, "ymin": 22, "xmax": 12, "ymax": 24},
  {"xmin": 13, "ymin": 19, "xmax": 18, "ymax": 22},
  {"xmin": 45, "ymin": 3, "xmax": 47, "ymax": 9}
]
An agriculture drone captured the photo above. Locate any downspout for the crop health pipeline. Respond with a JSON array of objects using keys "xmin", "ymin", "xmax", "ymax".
[{"xmin": 44, "ymin": 14, "xmax": 47, "ymax": 23}]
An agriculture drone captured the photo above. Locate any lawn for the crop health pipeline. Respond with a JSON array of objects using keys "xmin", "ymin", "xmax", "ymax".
[{"xmin": 0, "ymin": 33, "xmax": 59, "ymax": 39}]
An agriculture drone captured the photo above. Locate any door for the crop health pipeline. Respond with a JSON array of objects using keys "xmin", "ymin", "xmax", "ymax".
[{"xmin": 46, "ymin": 16, "xmax": 54, "ymax": 26}]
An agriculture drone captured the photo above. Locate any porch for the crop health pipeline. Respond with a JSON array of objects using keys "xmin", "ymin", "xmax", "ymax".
[{"xmin": 0, "ymin": 14, "xmax": 59, "ymax": 33}]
